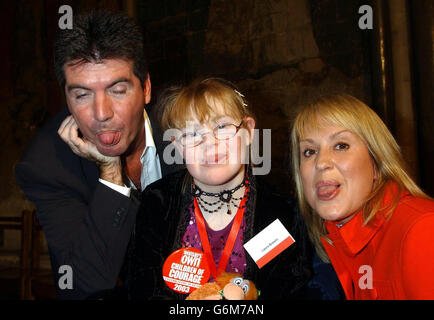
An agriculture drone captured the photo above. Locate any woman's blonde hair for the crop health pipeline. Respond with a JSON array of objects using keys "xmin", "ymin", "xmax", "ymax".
[
  {"xmin": 161, "ymin": 77, "xmax": 253, "ymax": 130},
  {"xmin": 290, "ymin": 94, "xmax": 430, "ymax": 262}
]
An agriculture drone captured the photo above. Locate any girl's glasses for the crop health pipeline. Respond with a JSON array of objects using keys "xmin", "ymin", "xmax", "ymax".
[{"xmin": 178, "ymin": 120, "xmax": 244, "ymax": 147}]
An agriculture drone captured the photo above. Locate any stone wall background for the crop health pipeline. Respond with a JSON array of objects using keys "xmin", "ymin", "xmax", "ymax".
[
  {"xmin": 139, "ymin": 0, "xmax": 372, "ymax": 195},
  {"xmin": 1, "ymin": 0, "xmax": 432, "ymax": 253},
  {"xmin": 1, "ymin": 1, "xmax": 52, "ymax": 251}
]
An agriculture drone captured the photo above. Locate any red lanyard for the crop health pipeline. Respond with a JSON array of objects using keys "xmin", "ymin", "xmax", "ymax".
[{"xmin": 193, "ymin": 186, "xmax": 249, "ymax": 279}]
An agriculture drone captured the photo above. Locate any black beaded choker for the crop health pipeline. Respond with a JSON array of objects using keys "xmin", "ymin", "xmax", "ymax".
[{"xmin": 193, "ymin": 178, "xmax": 249, "ymax": 215}]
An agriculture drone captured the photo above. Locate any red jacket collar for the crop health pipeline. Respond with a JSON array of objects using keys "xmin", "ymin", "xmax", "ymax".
[{"xmin": 323, "ymin": 181, "xmax": 408, "ymax": 256}]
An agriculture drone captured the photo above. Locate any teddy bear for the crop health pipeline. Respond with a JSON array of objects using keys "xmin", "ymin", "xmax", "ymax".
[{"xmin": 186, "ymin": 272, "xmax": 258, "ymax": 300}]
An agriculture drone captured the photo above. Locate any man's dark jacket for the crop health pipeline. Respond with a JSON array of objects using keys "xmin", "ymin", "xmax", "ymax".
[{"xmin": 15, "ymin": 106, "xmax": 176, "ymax": 299}]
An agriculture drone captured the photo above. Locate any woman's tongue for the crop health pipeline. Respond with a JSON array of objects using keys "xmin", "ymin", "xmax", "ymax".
[
  {"xmin": 97, "ymin": 131, "xmax": 121, "ymax": 146},
  {"xmin": 317, "ymin": 184, "xmax": 340, "ymax": 199}
]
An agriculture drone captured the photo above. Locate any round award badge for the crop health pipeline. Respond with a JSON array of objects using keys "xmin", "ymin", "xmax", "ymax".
[{"xmin": 162, "ymin": 247, "xmax": 211, "ymax": 294}]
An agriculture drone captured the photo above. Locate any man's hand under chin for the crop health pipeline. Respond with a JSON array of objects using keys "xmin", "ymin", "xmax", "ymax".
[{"xmin": 58, "ymin": 115, "xmax": 123, "ymax": 186}]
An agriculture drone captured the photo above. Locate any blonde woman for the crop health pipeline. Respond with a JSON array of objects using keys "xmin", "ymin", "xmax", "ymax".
[
  {"xmin": 125, "ymin": 78, "xmax": 339, "ymax": 299},
  {"xmin": 291, "ymin": 94, "xmax": 434, "ymax": 299}
]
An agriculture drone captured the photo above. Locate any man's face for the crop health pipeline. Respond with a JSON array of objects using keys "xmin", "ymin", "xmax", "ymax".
[{"xmin": 64, "ymin": 59, "xmax": 151, "ymax": 156}]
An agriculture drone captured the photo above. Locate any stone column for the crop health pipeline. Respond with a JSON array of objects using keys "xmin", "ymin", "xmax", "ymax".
[{"xmin": 388, "ymin": 0, "xmax": 419, "ymax": 181}]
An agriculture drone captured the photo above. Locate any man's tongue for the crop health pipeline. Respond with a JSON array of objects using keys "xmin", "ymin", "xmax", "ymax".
[{"xmin": 97, "ymin": 131, "xmax": 121, "ymax": 146}]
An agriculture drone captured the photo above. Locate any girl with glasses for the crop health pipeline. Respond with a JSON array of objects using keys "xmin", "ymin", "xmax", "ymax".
[{"xmin": 125, "ymin": 78, "xmax": 342, "ymax": 300}]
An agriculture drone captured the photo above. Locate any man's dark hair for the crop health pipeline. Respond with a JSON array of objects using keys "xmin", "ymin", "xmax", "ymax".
[{"xmin": 54, "ymin": 10, "xmax": 148, "ymax": 89}]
